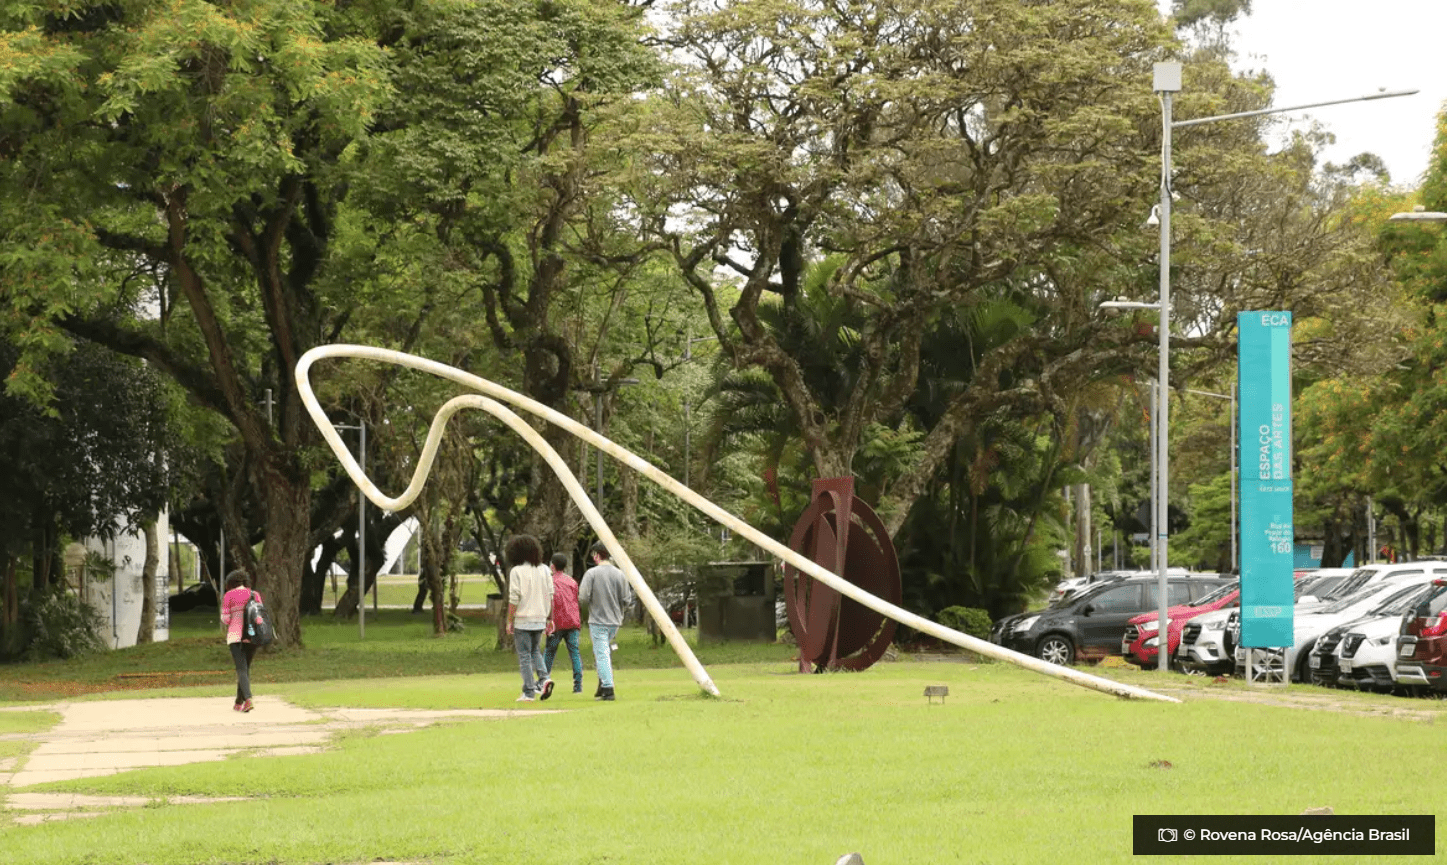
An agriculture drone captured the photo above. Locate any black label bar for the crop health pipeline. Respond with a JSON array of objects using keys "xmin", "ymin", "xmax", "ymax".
[{"xmin": 1133, "ymin": 815, "xmax": 1435, "ymax": 855}]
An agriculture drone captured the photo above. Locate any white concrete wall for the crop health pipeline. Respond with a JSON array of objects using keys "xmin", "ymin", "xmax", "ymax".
[{"xmin": 81, "ymin": 508, "xmax": 170, "ymax": 649}]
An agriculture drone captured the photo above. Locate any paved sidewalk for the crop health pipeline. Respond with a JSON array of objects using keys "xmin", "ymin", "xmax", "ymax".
[{"xmin": 0, "ymin": 696, "xmax": 552, "ymax": 824}]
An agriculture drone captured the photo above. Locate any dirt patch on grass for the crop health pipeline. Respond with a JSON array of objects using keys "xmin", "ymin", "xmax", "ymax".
[{"xmin": 1142, "ymin": 680, "xmax": 1445, "ymax": 720}]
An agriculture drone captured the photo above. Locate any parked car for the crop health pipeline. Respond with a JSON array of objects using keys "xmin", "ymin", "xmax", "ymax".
[
  {"xmin": 993, "ymin": 574, "xmax": 1231, "ymax": 665},
  {"xmin": 168, "ymin": 580, "xmax": 218, "ymax": 612},
  {"xmin": 1394, "ymin": 578, "xmax": 1447, "ymax": 695},
  {"xmin": 1121, "ymin": 580, "xmax": 1240, "ymax": 669},
  {"xmin": 1312, "ymin": 562, "xmax": 1441, "ymax": 604},
  {"xmin": 1180, "ymin": 574, "xmax": 1343, "ymax": 675},
  {"xmin": 1048, "ymin": 570, "xmax": 1158, "ymax": 605},
  {"xmin": 1234, "ymin": 571, "xmax": 1445, "ymax": 682},
  {"xmin": 1292, "ymin": 568, "xmax": 1356, "ymax": 606},
  {"xmin": 1325, "ymin": 580, "xmax": 1442, "ymax": 693}
]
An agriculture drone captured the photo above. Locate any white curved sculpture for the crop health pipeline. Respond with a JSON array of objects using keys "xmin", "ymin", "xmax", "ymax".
[{"xmin": 296, "ymin": 345, "xmax": 1179, "ymax": 704}]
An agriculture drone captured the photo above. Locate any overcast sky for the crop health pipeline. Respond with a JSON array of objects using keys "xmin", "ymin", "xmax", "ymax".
[{"xmin": 1201, "ymin": 0, "xmax": 1446, "ymax": 187}]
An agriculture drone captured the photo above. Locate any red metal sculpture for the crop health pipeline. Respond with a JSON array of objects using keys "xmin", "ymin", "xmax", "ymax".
[{"xmin": 783, "ymin": 477, "xmax": 902, "ymax": 672}]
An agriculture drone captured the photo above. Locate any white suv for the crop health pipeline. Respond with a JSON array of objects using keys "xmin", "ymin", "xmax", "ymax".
[
  {"xmin": 1183, "ymin": 570, "xmax": 1355, "ymax": 675},
  {"xmin": 1234, "ymin": 570, "xmax": 1445, "ymax": 682},
  {"xmin": 1175, "ymin": 607, "xmax": 1235, "ymax": 675},
  {"xmin": 1325, "ymin": 580, "xmax": 1442, "ymax": 692}
]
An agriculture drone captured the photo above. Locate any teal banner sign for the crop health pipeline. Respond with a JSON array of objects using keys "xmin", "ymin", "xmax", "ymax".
[{"xmin": 1238, "ymin": 312, "xmax": 1294, "ymax": 647}]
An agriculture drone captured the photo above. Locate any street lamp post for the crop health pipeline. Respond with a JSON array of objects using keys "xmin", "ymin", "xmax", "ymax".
[
  {"xmin": 335, "ymin": 421, "xmax": 367, "ymax": 639},
  {"xmin": 1124, "ymin": 63, "xmax": 1416, "ymax": 671}
]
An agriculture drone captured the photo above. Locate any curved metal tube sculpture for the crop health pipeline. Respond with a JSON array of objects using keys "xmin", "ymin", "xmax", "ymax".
[{"xmin": 296, "ymin": 345, "xmax": 1179, "ymax": 704}]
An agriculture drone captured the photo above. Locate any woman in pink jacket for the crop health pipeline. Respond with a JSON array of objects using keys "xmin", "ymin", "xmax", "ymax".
[{"xmin": 219, "ymin": 570, "xmax": 260, "ymax": 712}]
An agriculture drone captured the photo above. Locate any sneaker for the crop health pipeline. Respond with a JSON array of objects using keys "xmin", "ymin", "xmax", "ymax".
[
  {"xmin": 232, "ymin": 703, "xmax": 242, "ymax": 712},
  {"xmin": 240, "ymin": 700, "xmax": 254, "ymax": 713},
  {"xmin": 516, "ymin": 694, "xmax": 535, "ymax": 702},
  {"xmin": 599, "ymin": 686, "xmax": 615, "ymax": 702},
  {"xmin": 539, "ymin": 679, "xmax": 555, "ymax": 701}
]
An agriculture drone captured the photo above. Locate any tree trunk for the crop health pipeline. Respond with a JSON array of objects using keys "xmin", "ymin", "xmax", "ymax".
[
  {"xmin": 255, "ymin": 467, "xmax": 312, "ymax": 647},
  {"xmin": 170, "ymin": 535, "xmax": 183, "ymax": 591},
  {"xmin": 301, "ymin": 534, "xmax": 337, "ymax": 617},
  {"xmin": 136, "ymin": 519, "xmax": 159, "ymax": 644},
  {"xmin": 2, "ymin": 553, "xmax": 16, "ymax": 630},
  {"xmin": 1073, "ymin": 483, "xmax": 1092, "ymax": 578}
]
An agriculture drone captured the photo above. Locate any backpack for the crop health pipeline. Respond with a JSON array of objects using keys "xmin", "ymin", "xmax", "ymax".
[{"xmin": 242, "ymin": 591, "xmax": 275, "ymax": 646}]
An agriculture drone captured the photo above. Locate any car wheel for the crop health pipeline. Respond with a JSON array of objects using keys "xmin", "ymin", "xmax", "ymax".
[
  {"xmin": 1294, "ymin": 642, "xmax": 1315, "ymax": 684},
  {"xmin": 1036, "ymin": 634, "xmax": 1075, "ymax": 666}
]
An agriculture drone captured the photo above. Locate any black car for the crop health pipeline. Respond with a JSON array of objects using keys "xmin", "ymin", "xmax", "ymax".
[
  {"xmin": 168, "ymin": 580, "xmax": 219, "ymax": 612},
  {"xmin": 992, "ymin": 575, "xmax": 1232, "ymax": 665}
]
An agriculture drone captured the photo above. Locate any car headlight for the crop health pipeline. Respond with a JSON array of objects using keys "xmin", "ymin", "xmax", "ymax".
[
  {"xmin": 1204, "ymin": 619, "xmax": 1226, "ymax": 631},
  {"xmin": 1013, "ymin": 615, "xmax": 1039, "ymax": 632},
  {"xmin": 1144, "ymin": 636, "xmax": 1159, "ymax": 648},
  {"xmin": 1138, "ymin": 620, "xmax": 1159, "ymax": 634},
  {"xmin": 1370, "ymin": 635, "xmax": 1393, "ymax": 646}
]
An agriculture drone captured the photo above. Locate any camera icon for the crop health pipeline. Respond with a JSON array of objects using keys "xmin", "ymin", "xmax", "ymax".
[{"xmin": 1158, "ymin": 829, "xmax": 1178, "ymax": 843}]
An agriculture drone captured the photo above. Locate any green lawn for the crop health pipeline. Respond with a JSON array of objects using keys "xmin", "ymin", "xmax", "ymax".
[
  {"xmin": 0, "ymin": 606, "xmax": 795, "ymax": 703},
  {"xmin": 1, "ymin": 614, "xmax": 1442, "ymax": 863}
]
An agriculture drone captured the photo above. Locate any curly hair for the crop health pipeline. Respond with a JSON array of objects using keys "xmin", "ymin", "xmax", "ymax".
[{"xmin": 504, "ymin": 534, "xmax": 544, "ymax": 568}]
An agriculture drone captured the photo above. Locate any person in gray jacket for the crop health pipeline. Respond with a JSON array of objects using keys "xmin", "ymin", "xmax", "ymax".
[{"xmin": 579, "ymin": 541, "xmax": 633, "ymax": 701}]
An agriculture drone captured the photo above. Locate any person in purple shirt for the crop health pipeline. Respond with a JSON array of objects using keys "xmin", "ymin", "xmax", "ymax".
[{"xmin": 543, "ymin": 553, "xmax": 584, "ymax": 694}]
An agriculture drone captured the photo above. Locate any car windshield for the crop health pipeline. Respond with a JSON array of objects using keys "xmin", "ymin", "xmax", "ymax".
[
  {"xmin": 1192, "ymin": 581, "xmax": 1240, "ymax": 606},
  {"xmin": 1367, "ymin": 582, "xmax": 1436, "ymax": 616},
  {"xmin": 1319, "ymin": 584, "xmax": 1395, "ymax": 614},
  {"xmin": 1298, "ymin": 574, "xmax": 1347, "ymax": 599},
  {"xmin": 1321, "ymin": 571, "xmax": 1373, "ymax": 600}
]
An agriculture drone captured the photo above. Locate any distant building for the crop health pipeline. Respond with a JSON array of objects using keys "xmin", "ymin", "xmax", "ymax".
[{"xmin": 67, "ymin": 508, "xmax": 171, "ymax": 649}]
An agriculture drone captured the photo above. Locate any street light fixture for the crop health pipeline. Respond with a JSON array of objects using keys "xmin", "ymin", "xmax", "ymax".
[
  {"xmin": 1390, "ymin": 206, "xmax": 1447, "ymax": 222},
  {"xmin": 1140, "ymin": 62, "xmax": 1416, "ymax": 672}
]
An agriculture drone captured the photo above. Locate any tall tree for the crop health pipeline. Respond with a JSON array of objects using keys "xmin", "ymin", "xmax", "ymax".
[
  {"xmin": 643, "ymin": 0, "xmax": 1175, "ymax": 536},
  {"xmin": 0, "ymin": 0, "xmax": 660, "ymax": 646},
  {"xmin": 0, "ymin": 0, "xmax": 399, "ymax": 646}
]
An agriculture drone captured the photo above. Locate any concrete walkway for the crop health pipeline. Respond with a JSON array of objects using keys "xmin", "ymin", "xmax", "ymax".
[{"xmin": 0, "ymin": 696, "xmax": 553, "ymax": 825}]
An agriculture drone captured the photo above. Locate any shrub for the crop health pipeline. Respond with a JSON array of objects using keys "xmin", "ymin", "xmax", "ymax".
[
  {"xmin": 12, "ymin": 586, "xmax": 108, "ymax": 661},
  {"xmin": 455, "ymin": 551, "xmax": 484, "ymax": 575},
  {"xmin": 936, "ymin": 606, "xmax": 993, "ymax": 641}
]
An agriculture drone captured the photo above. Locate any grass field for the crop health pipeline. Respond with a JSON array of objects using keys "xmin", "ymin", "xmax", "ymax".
[
  {"xmin": 316, "ymin": 573, "xmax": 501, "ymax": 611},
  {"xmin": 1, "ymin": 611, "xmax": 1442, "ymax": 863}
]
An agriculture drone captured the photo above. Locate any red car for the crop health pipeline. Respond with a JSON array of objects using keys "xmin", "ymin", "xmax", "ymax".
[
  {"xmin": 1395, "ymin": 578, "xmax": 1447, "ymax": 693},
  {"xmin": 1121, "ymin": 581, "xmax": 1240, "ymax": 669}
]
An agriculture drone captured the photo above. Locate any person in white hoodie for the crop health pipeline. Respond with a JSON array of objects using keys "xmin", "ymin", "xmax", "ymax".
[{"xmin": 505, "ymin": 534, "xmax": 554, "ymax": 702}]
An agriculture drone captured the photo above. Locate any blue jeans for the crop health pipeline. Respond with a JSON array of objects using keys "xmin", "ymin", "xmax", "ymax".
[
  {"xmin": 589, "ymin": 624, "xmax": 619, "ymax": 688},
  {"xmin": 545, "ymin": 628, "xmax": 583, "ymax": 691},
  {"xmin": 513, "ymin": 629, "xmax": 547, "ymax": 696}
]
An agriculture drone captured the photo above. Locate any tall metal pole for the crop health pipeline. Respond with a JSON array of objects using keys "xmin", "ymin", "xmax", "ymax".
[
  {"xmin": 361, "ymin": 421, "xmax": 371, "ymax": 615},
  {"xmin": 1154, "ymin": 62, "xmax": 1180, "ymax": 672},
  {"xmin": 1149, "ymin": 380, "xmax": 1159, "ymax": 575},
  {"xmin": 335, "ymin": 422, "xmax": 367, "ymax": 638},
  {"xmin": 1367, "ymin": 496, "xmax": 1376, "ymax": 564}
]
